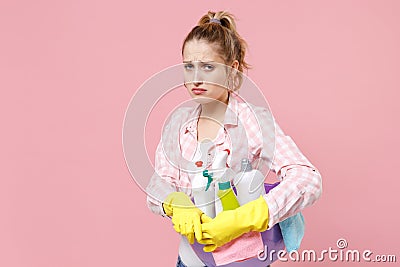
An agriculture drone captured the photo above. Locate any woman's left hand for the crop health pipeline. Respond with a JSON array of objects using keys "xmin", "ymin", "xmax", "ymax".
[{"xmin": 197, "ymin": 195, "xmax": 270, "ymax": 252}]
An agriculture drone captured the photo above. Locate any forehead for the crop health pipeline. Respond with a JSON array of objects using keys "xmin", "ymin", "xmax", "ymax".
[{"xmin": 183, "ymin": 39, "xmax": 225, "ymax": 62}]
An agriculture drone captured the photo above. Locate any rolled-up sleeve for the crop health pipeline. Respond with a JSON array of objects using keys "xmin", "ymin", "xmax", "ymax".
[
  {"xmin": 145, "ymin": 140, "xmax": 180, "ymax": 217},
  {"xmin": 250, "ymin": 108, "xmax": 322, "ymax": 228},
  {"xmin": 265, "ymin": 121, "xmax": 322, "ymax": 228},
  {"xmin": 145, "ymin": 110, "xmax": 185, "ymax": 217}
]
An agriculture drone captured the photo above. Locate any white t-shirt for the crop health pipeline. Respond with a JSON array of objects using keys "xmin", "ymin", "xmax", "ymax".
[{"xmin": 179, "ymin": 142, "xmax": 207, "ymax": 266}]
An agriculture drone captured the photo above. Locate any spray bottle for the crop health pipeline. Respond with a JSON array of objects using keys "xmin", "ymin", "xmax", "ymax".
[
  {"xmin": 212, "ymin": 149, "xmax": 240, "ymax": 212},
  {"xmin": 233, "ymin": 158, "xmax": 266, "ymax": 206},
  {"xmin": 191, "ymin": 160, "xmax": 216, "ymax": 218}
]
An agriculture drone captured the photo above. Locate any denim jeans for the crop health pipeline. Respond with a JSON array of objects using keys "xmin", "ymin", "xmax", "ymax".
[
  {"xmin": 176, "ymin": 255, "xmax": 191, "ymax": 267},
  {"xmin": 176, "ymin": 255, "xmax": 270, "ymax": 267}
]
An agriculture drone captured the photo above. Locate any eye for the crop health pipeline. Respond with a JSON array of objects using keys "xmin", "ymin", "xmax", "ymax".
[
  {"xmin": 184, "ymin": 63, "xmax": 194, "ymax": 70},
  {"xmin": 202, "ymin": 64, "xmax": 215, "ymax": 71}
]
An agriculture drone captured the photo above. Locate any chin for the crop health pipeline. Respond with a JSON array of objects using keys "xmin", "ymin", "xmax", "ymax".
[{"xmin": 190, "ymin": 95, "xmax": 215, "ymax": 104}]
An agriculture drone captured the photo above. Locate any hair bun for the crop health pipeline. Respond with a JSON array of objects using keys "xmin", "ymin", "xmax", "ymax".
[{"xmin": 198, "ymin": 11, "xmax": 238, "ymax": 33}]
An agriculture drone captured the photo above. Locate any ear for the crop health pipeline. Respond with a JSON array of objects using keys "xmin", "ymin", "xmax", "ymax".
[
  {"xmin": 231, "ymin": 60, "xmax": 239, "ymax": 71},
  {"xmin": 229, "ymin": 60, "xmax": 239, "ymax": 78}
]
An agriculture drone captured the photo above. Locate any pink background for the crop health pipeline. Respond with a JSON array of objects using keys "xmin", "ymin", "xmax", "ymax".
[{"xmin": 1, "ymin": 0, "xmax": 399, "ymax": 266}]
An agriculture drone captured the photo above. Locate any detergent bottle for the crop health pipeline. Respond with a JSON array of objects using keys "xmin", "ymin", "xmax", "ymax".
[
  {"xmin": 233, "ymin": 158, "xmax": 266, "ymax": 206},
  {"xmin": 191, "ymin": 160, "xmax": 216, "ymax": 218},
  {"xmin": 213, "ymin": 149, "xmax": 240, "ymax": 212}
]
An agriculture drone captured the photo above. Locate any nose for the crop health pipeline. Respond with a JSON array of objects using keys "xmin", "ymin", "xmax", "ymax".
[
  {"xmin": 193, "ymin": 80, "xmax": 203, "ymax": 87},
  {"xmin": 192, "ymin": 66, "xmax": 203, "ymax": 86}
]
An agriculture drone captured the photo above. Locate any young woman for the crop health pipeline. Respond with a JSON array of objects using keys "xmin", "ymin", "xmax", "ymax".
[{"xmin": 146, "ymin": 11, "xmax": 322, "ymax": 267}]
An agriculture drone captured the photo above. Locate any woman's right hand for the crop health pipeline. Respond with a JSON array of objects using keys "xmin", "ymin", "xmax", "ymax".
[{"xmin": 163, "ymin": 192, "xmax": 212, "ymax": 244}]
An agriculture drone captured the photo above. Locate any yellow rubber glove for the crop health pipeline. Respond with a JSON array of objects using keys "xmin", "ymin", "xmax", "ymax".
[
  {"xmin": 197, "ymin": 195, "xmax": 269, "ymax": 252},
  {"xmin": 163, "ymin": 192, "xmax": 212, "ymax": 244}
]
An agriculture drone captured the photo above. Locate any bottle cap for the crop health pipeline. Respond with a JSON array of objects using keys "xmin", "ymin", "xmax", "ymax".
[
  {"xmin": 240, "ymin": 158, "xmax": 252, "ymax": 172},
  {"xmin": 218, "ymin": 181, "xmax": 231, "ymax": 190}
]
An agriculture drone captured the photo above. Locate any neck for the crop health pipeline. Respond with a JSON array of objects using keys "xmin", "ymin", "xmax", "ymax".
[{"xmin": 200, "ymin": 94, "xmax": 229, "ymax": 123}]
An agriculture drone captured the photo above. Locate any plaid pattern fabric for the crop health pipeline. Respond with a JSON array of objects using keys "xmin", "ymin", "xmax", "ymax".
[{"xmin": 146, "ymin": 94, "xmax": 322, "ymax": 228}]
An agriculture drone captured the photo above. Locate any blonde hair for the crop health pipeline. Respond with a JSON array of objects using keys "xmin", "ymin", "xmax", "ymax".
[{"xmin": 182, "ymin": 11, "xmax": 251, "ymax": 90}]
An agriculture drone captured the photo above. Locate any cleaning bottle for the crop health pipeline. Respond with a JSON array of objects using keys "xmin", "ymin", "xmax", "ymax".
[
  {"xmin": 191, "ymin": 160, "xmax": 216, "ymax": 218},
  {"xmin": 213, "ymin": 149, "xmax": 240, "ymax": 211},
  {"xmin": 233, "ymin": 158, "xmax": 266, "ymax": 206}
]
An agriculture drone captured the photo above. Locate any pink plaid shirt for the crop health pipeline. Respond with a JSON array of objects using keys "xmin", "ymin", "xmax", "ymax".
[{"xmin": 146, "ymin": 94, "xmax": 322, "ymax": 228}]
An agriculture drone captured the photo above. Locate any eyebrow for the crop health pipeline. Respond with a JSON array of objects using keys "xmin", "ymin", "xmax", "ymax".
[{"xmin": 182, "ymin": 60, "xmax": 216, "ymax": 63}]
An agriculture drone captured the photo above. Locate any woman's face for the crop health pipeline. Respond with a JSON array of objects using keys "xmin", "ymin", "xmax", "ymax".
[{"xmin": 183, "ymin": 39, "xmax": 235, "ymax": 104}]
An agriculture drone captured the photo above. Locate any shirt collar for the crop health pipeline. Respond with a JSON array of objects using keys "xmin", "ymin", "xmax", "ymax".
[{"xmin": 223, "ymin": 93, "xmax": 239, "ymax": 126}]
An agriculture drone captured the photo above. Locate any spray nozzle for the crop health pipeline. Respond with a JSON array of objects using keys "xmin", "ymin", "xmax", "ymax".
[
  {"xmin": 202, "ymin": 170, "xmax": 213, "ymax": 191},
  {"xmin": 211, "ymin": 149, "xmax": 230, "ymax": 170},
  {"xmin": 195, "ymin": 161, "xmax": 203, "ymax": 167}
]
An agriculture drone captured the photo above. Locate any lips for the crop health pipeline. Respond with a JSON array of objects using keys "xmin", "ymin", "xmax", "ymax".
[{"xmin": 192, "ymin": 88, "xmax": 207, "ymax": 95}]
